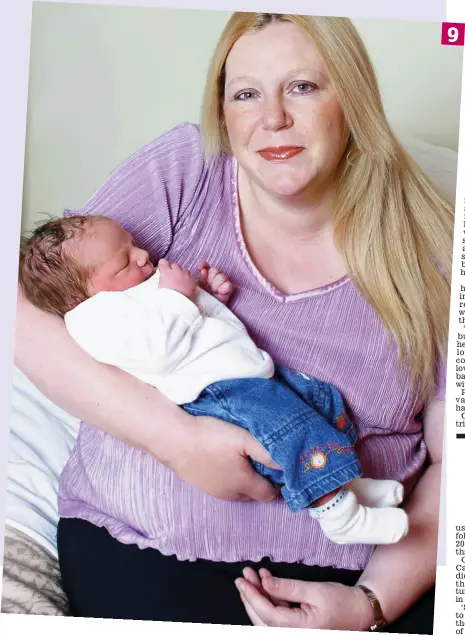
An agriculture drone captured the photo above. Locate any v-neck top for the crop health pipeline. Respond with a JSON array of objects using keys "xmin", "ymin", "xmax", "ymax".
[
  {"xmin": 59, "ymin": 122, "xmax": 445, "ymax": 570},
  {"xmin": 230, "ymin": 155, "xmax": 351, "ymax": 302}
]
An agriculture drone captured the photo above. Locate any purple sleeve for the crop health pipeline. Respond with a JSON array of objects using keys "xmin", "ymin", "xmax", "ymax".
[
  {"xmin": 435, "ymin": 359, "xmax": 446, "ymax": 401},
  {"xmin": 64, "ymin": 122, "xmax": 205, "ymax": 262}
]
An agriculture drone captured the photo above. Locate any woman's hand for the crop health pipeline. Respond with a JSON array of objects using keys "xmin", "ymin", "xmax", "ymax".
[
  {"xmin": 236, "ymin": 567, "xmax": 374, "ymax": 631},
  {"xmin": 169, "ymin": 416, "xmax": 281, "ymax": 502}
]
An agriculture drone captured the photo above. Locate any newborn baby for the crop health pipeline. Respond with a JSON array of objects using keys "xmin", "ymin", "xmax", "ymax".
[{"xmin": 19, "ymin": 214, "xmax": 409, "ymax": 545}]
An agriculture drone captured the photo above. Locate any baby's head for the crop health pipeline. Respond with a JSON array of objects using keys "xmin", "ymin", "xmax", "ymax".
[{"xmin": 19, "ymin": 215, "xmax": 155, "ymax": 317}]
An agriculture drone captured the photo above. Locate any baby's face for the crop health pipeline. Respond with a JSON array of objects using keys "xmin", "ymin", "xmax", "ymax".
[{"xmin": 77, "ymin": 218, "xmax": 155, "ymax": 294}]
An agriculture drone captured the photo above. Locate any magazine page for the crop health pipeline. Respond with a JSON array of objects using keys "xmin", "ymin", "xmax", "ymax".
[{"xmin": 1, "ymin": 1, "xmax": 464, "ymax": 635}]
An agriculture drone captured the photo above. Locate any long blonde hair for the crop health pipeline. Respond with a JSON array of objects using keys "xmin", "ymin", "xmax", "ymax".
[{"xmin": 201, "ymin": 12, "xmax": 454, "ymax": 402}]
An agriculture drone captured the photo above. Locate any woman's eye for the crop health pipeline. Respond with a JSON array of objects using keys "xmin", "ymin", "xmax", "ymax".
[
  {"xmin": 291, "ymin": 82, "xmax": 316, "ymax": 95},
  {"xmin": 234, "ymin": 90, "xmax": 258, "ymax": 101}
]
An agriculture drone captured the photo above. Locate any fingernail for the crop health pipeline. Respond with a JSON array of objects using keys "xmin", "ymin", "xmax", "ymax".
[
  {"xmin": 265, "ymin": 577, "xmax": 277, "ymax": 588},
  {"xmin": 235, "ymin": 579, "xmax": 244, "ymax": 592}
]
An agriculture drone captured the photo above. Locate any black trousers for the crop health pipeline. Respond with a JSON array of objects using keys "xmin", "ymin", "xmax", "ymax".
[{"xmin": 57, "ymin": 518, "xmax": 435, "ymax": 633}]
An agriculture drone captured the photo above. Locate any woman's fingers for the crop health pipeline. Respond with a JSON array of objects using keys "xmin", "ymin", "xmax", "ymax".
[
  {"xmin": 239, "ymin": 592, "xmax": 267, "ymax": 627},
  {"xmin": 241, "ymin": 465, "xmax": 280, "ymax": 502},
  {"xmin": 244, "ymin": 434, "xmax": 282, "ymax": 471},
  {"xmin": 242, "ymin": 567, "xmax": 261, "ymax": 587},
  {"xmin": 242, "ymin": 567, "xmax": 290, "ymax": 607},
  {"xmin": 259, "ymin": 569, "xmax": 291, "ymax": 607},
  {"xmin": 236, "ymin": 578, "xmax": 303, "ymax": 628},
  {"xmin": 236, "ymin": 578, "xmax": 275, "ymax": 615},
  {"xmin": 261, "ymin": 575, "xmax": 312, "ymax": 604},
  {"xmin": 259, "ymin": 567, "xmax": 272, "ymax": 579}
]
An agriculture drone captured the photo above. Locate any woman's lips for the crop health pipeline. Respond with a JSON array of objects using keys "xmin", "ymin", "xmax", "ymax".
[{"xmin": 257, "ymin": 146, "xmax": 304, "ymax": 162}]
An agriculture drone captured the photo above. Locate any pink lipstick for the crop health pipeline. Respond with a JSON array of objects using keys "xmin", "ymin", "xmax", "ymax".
[{"xmin": 257, "ymin": 146, "xmax": 304, "ymax": 162}]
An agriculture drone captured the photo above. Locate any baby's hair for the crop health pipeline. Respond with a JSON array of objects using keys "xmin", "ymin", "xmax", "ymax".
[{"xmin": 19, "ymin": 215, "xmax": 96, "ymax": 317}]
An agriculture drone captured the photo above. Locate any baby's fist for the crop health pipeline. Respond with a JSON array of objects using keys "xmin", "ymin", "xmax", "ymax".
[
  {"xmin": 197, "ymin": 262, "xmax": 234, "ymax": 304},
  {"xmin": 158, "ymin": 259, "xmax": 197, "ymax": 300}
]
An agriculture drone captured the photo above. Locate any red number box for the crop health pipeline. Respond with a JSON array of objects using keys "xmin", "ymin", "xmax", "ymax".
[{"xmin": 441, "ymin": 22, "xmax": 465, "ymax": 46}]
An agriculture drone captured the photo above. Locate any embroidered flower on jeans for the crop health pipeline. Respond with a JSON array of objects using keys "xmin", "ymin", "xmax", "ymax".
[{"xmin": 310, "ymin": 452, "xmax": 327, "ymax": 469}]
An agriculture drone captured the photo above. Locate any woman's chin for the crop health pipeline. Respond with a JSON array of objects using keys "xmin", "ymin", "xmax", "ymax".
[
  {"xmin": 251, "ymin": 167, "xmax": 316, "ymax": 200},
  {"xmin": 261, "ymin": 178, "xmax": 312, "ymax": 200}
]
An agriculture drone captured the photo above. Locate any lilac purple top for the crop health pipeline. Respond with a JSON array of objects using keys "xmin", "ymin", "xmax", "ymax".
[{"xmin": 58, "ymin": 122, "xmax": 445, "ymax": 570}]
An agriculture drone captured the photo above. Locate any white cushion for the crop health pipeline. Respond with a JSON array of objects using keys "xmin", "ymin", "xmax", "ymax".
[{"xmin": 5, "ymin": 367, "xmax": 80, "ymax": 557}]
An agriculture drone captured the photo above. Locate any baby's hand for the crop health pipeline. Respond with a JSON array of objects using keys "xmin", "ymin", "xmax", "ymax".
[
  {"xmin": 158, "ymin": 259, "xmax": 197, "ymax": 300},
  {"xmin": 197, "ymin": 262, "xmax": 234, "ymax": 304}
]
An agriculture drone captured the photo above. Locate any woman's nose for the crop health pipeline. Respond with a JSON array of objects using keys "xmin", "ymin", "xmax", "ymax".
[{"xmin": 261, "ymin": 97, "xmax": 292, "ymax": 131}]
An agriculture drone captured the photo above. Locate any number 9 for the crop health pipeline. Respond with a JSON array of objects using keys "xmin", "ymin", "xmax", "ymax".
[{"xmin": 448, "ymin": 26, "xmax": 459, "ymax": 43}]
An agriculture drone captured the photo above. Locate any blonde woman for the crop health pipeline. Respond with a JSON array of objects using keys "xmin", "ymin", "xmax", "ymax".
[{"xmin": 16, "ymin": 13, "xmax": 451, "ymax": 633}]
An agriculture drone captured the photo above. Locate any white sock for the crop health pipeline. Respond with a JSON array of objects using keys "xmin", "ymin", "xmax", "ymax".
[
  {"xmin": 348, "ymin": 477, "xmax": 404, "ymax": 508},
  {"xmin": 308, "ymin": 488, "xmax": 409, "ymax": 545}
]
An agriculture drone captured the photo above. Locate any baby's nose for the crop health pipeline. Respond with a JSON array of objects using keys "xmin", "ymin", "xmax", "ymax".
[{"xmin": 136, "ymin": 248, "xmax": 149, "ymax": 266}]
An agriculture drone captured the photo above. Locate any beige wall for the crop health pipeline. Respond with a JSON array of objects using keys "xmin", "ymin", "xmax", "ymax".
[{"xmin": 22, "ymin": 4, "xmax": 463, "ymax": 232}]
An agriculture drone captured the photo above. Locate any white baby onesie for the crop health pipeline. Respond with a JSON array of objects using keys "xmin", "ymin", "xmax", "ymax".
[{"xmin": 64, "ymin": 270, "xmax": 274, "ymax": 405}]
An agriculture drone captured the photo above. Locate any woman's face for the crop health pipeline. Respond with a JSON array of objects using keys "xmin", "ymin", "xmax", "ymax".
[{"xmin": 223, "ymin": 21, "xmax": 348, "ymax": 200}]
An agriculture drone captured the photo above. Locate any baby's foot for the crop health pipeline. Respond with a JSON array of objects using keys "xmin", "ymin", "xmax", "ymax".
[
  {"xmin": 309, "ymin": 488, "xmax": 409, "ymax": 545},
  {"xmin": 349, "ymin": 477, "xmax": 404, "ymax": 508}
]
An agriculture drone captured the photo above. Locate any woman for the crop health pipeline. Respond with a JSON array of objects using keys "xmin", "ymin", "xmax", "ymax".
[{"xmin": 15, "ymin": 13, "xmax": 452, "ymax": 633}]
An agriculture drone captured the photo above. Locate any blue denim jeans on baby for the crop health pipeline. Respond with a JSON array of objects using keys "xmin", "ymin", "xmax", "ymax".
[{"xmin": 182, "ymin": 364, "xmax": 362, "ymax": 513}]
